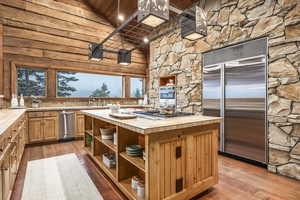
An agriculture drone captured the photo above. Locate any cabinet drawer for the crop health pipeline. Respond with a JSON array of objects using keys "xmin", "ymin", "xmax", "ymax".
[
  {"xmin": 43, "ymin": 111, "xmax": 58, "ymax": 117},
  {"xmin": 28, "ymin": 111, "xmax": 58, "ymax": 118},
  {"xmin": 28, "ymin": 112, "xmax": 44, "ymax": 118}
]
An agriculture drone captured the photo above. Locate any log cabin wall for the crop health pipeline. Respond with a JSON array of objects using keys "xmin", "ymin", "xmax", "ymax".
[{"xmin": 0, "ymin": 0, "xmax": 147, "ymax": 106}]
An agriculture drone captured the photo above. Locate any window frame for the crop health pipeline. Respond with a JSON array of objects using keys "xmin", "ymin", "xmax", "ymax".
[
  {"xmin": 56, "ymin": 70, "xmax": 124, "ymax": 98},
  {"xmin": 11, "ymin": 62, "xmax": 145, "ymax": 100},
  {"xmin": 14, "ymin": 65, "xmax": 48, "ymax": 98},
  {"xmin": 129, "ymin": 77, "xmax": 145, "ymax": 98}
]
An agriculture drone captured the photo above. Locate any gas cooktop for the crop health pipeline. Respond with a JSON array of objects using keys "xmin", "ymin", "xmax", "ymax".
[{"xmin": 133, "ymin": 110, "xmax": 194, "ymax": 118}]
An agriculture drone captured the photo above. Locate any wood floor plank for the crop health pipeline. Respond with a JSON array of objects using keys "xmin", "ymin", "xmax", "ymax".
[{"xmin": 10, "ymin": 141, "xmax": 300, "ymax": 200}]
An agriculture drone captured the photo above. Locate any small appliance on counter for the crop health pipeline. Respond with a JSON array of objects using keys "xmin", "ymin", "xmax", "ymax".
[
  {"xmin": 159, "ymin": 76, "xmax": 176, "ymax": 112},
  {"xmin": 31, "ymin": 97, "xmax": 41, "ymax": 108}
]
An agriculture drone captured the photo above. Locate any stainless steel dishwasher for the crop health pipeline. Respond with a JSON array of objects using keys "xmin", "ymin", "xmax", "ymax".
[{"xmin": 59, "ymin": 110, "xmax": 75, "ymax": 142}]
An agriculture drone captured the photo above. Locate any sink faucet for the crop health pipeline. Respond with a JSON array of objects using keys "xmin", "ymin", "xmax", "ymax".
[{"xmin": 88, "ymin": 98, "xmax": 96, "ymax": 106}]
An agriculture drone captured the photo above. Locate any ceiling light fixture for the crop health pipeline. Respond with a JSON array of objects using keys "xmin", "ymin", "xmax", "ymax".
[
  {"xmin": 181, "ymin": 6, "xmax": 207, "ymax": 41},
  {"xmin": 118, "ymin": 14, "xmax": 124, "ymax": 21},
  {"xmin": 137, "ymin": 0, "xmax": 169, "ymax": 27},
  {"xmin": 118, "ymin": 49, "xmax": 131, "ymax": 65},
  {"xmin": 143, "ymin": 37, "xmax": 149, "ymax": 43},
  {"xmin": 89, "ymin": 43, "xmax": 103, "ymax": 61}
]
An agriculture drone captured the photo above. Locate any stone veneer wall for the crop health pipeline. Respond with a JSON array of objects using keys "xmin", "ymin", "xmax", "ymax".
[{"xmin": 148, "ymin": 0, "xmax": 300, "ymax": 180}]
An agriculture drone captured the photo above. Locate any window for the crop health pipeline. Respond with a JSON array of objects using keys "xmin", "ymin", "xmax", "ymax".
[
  {"xmin": 17, "ymin": 67, "xmax": 46, "ymax": 97},
  {"xmin": 57, "ymin": 71, "xmax": 123, "ymax": 98},
  {"xmin": 130, "ymin": 78, "xmax": 144, "ymax": 98}
]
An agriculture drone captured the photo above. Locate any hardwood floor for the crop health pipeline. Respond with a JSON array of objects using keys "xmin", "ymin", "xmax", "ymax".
[
  {"xmin": 11, "ymin": 141, "xmax": 127, "ymax": 200},
  {"xmin": 11, "ymin": 141, "xmax": 300, "ymax": 200}
]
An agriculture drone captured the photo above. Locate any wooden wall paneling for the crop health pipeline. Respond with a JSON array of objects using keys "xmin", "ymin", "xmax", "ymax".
[
  {"xmin": 0, "ymin": 1, "xmax": 140, "ymax": 50},
  {"xmin": 0, "ymin": 0, "xmax": 148, "ymax": 99},
  {"xmin": 3, "ymin": 35, "xmax": 146, "ymax": 64},
  {"xmin": 0, "ymin": 18, "xmax": 100, "ymax": 43},
  {"xmin": 0, "ymin": 5, "xmax": 102, "ymax": 37},
  {"xmin": 0, "ymin": 2, "xmax": 145, "ymax": 56},
  {"xmin": 54, "ymin": 0, "xmax": 91, "ymax": 11},
  {"xmin": 10, "ymin": 62, "xmax": 16, "ymax": 95},
  {"xmin": 123, "ymin": 76, "xmax": 131, "ymax": 98},
  {"xmin": 3, "ymin": 58, "xmax": 10, "ymax": 98},
  {"xmin": 47, "ymin": 69, "xmax": 56, "ymax": 98},
  {"xmin": 0, "ymin": 1, "xmax": 146, "ymax": 56},
  {"xmin": 5, "ymin": 55, "xmax": 146, "ymax": 76},
  {"xmin": 3, "ymin": 37, "xmax": 89, "ymax": 55},
  {"xmin": 3, "ymin": 26, "xmax": 145, "ymax": 65},
  {"xmin": 3, "ymin": 26, "xmax": 88, "ymax": 49},
  {"xmin": 28, "ymin": 0, "xmax": 110, "ymax": 25},
  {"xmin": 0, "ymin": 23, "xmax": 3, "ymax": 95}
]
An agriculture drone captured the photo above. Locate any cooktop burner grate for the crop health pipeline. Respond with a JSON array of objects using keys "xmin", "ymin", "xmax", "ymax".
[{"xmin": 133, "ymin": 111, "xmax": 194, "ymax": 118}]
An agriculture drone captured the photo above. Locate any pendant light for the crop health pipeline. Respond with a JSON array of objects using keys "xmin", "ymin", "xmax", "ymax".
[
  {"xmin": 118, "ymin": 49, "xmax": 131, "ymax": 65},
  {"xmin": 138, "ymin": 0, "xmax": 169, "ymax": 27},
  {"xmin": 181, "ymin": 5, "xmax": 207, "ymax": 40},
  {"xmin": 89, "ymin": 43, "xmax": 103, "ymax": 61},
  {"xmin": 117, "ymin": 0, "xmax": 124, "ymax": 22}
]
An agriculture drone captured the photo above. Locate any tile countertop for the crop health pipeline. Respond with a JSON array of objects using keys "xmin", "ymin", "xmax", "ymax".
[
  {"xmin": 0, "ymin": 109, "xmax": 26, "ymax": 136},
  {"xmin": 81, "ymin": 109, "xmax": 222, "ymax": 134}
]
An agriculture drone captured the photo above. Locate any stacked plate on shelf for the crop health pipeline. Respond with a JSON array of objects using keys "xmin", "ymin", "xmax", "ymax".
[
  {"xmin": 126, "ymin": 145, "xmax": 143, "ymax": 157},
  {"xmin": 100, "ymin": 127, "xmax": 115, "ymax": 140}
]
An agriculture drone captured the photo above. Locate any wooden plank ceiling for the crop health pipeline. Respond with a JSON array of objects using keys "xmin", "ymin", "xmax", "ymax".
[
  {"xmin": 85, "ymin": 0, "xmax": 199, "ymax": 47},
  {"xmin": 86, "ymin": 0, "xmax": 198, "ymax": 26}
]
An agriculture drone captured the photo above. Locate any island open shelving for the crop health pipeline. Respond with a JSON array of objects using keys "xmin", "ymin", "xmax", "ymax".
[
  {"xmin": 82, "ymin": 110, "xmax": 221, "ymax": 200},
  {"xmin": 83, "ymin": 114, "xmax": 146, "ymax": 200}
]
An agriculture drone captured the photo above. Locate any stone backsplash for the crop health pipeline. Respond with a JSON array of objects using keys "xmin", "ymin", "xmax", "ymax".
[{"xmin": 148, "ymin": 0, "xmax": 300, "ymax": 180}]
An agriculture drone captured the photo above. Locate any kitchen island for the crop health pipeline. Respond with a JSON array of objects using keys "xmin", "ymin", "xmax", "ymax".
[{"xmin": 81, "ymin": 109, "xmax": 222, "ymax": 200}]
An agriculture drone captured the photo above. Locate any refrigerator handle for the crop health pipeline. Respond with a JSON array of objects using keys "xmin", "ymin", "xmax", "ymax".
[{"xmin": 220, "ymin": 64, "xmax": 225, "ymax": 152}]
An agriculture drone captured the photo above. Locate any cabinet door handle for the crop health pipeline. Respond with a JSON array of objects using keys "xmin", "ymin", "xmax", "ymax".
[
  {"xmin": 176, "ymin": 146, "xmax": 182, "ymax": 159},
  {"xmin": 176, "ymin": 178, "xmax": 183, "ymax": 193}
]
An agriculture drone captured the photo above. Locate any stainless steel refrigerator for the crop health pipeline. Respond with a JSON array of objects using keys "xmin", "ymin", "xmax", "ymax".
[{"xmin": 202, "ymin": 38, "xmax": 267, "ymax": 164}]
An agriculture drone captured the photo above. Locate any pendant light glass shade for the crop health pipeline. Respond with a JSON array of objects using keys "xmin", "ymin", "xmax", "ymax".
[
  {"xmin": 181, "ymin": 6, "xmax": 207, "ymax": 41},
  {"xmin": 89, "ymin": 43, "xmax": 103, "ymax": 61},
  {"xmin": 138, "ymin": 0, "xmax": 169, "ymax": 27},
  {"xmin": 118, "ymin": 49, "xmax": 131, "ymax": 65}
]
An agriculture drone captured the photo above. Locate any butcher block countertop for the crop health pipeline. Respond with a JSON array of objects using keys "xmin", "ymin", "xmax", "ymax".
[
  {"xmin": 81, "ymin": 109, "xmax": 222, "ymax": 134},
  {"xmin": 0, "ymin": 109, "xmax": 26, "ymax": 135}
]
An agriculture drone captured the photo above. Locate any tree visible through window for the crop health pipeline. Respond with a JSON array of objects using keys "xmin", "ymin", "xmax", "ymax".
[
  {"xmin": 57, "ymin": 71, "xmax": 78, "ymax": 97},
  {"xmin": 90, "ymin": 83, "xmax": 110, "ymax": 98},
  {"xmin": 57, "ymin": 71, "xmax": 122, "ymax": 98},
  {"xmin": 130, "ymin": 78, "xmax": 144, "ymax": 98},
  {"xmin": 17, "ymin": 67, "xmax": 46, "ymax": 97}
]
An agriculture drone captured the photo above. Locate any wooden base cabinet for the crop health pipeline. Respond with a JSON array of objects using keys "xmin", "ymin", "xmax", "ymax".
[
  {"xmin": 28, "ymin": 112, "xmax": 58, "ymax": 143},
  {"xmin": 148, "ymin": 127, "xmax": 218, "ymax": 200},
  {"xmin": 28, "ymin": 118, "xmax": 43, "ymax": 143},
  {"xmin": 75, "ymin": 113, "xmax": 85, "ymax": 138},
  {"xmin": 0, "ymin": 114, "xmax": 27, "ymax": 200},
  {"xmin": 43, "ymin": 117, "xmax": 58, "ymax": 141},
  {"xmin": 83, "ymin": 115, "xmax": 219, "ymax": 200}
]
